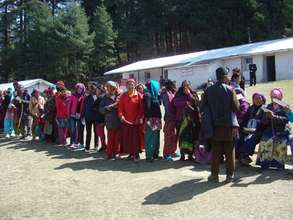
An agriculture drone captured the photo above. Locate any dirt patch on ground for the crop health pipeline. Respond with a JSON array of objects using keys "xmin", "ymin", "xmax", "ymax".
[{"xmin": 0, "ymin": 138, "xmax": 293, "ymax": 220}]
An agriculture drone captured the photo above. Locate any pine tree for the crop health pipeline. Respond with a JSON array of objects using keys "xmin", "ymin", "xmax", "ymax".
[
  {"xmin": 91, "ymin": 2, "xmax": 117, "ymax": 75},
  {"xmin": 12, "ymin": 0, "xmax": 54, "ymax": 79},
  {"xmin": 53, "ymin": 3, "xmax": 94, "ymax": 81}
]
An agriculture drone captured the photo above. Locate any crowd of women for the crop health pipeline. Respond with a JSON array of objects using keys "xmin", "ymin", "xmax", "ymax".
[{"xmin": 0, "ymin": 67, "xmax": 292, "ymax": 182}]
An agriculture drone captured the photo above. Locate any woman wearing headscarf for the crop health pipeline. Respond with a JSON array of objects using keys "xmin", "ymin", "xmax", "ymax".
[
  {"xmin": 256, "ymin": 88, "xmax": 290, "ymax": 169},
  {"xmin": 3, "ymin": 88, "xmax": 15, "ymax": 138},
  {"xmin": 68, "ymin": 83, "xmax": 85, "ymax": 148},
  {"xmin": 173, "ymin": 84, "xmax": 201, "ymax": 161},
  {"xmin": 161, "ymin": 80, "xmax": 178, "ymax": 161},
  {"xmin": 237, "ymin": 92, "xmax": 266, "ymax": 165},
  {"xmin": 29, "ymin": 89, "xmax": 45, "ymax": 141},
  {"xmin": 143, "ymin": 80, "xmax": 162, "ymax": 162},
  {"xmin": 99, "ymin": 81, "xmax": 122, "ymax": 160},
  {"xmin": 234, "ymin": 88, "xmax": 250, "ymax": 125},
  {"xmin": 118, "ymin": 79, "xmax": 144, "ymax": 162},
  {"xmin": 43, "ymin": 87, "xmax": 56, "ymax": 142}
]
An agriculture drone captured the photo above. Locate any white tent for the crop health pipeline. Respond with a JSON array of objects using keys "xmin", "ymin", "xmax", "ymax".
[{"xmin": 0, "ymin": 79, "xmax": 55, "ymax": 95}]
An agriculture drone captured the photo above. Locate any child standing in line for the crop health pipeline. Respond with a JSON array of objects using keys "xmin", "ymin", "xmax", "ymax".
[
  {"xmin": 4, "ymin": 102, "xmax": 16, "ymax": 138},
  {"xmin": 55, "ymin": 81, "xmax": 70, "ymax": 146}
]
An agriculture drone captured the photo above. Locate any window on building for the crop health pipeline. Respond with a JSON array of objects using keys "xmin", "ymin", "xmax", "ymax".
[
  {"xmin": 243, "ymin": 57, "xmax": 253, "ymax": 71},
  {"xmin": 129, "ymin": 73, "xmax": 135, "ymax": 79},
  {"xmin": 144, "ymin": 72, "xmax": 151, "ymax": 81}
]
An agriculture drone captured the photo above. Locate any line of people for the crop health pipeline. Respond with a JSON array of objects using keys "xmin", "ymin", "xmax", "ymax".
[{"xmin": 0, "ymin": 67, "xmax": 292, "ymax": 183}]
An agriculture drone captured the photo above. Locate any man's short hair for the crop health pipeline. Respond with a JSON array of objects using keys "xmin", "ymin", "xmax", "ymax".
[{"xmin": 216, "ymin": 67, "xmax": 228, "ymax": 81}]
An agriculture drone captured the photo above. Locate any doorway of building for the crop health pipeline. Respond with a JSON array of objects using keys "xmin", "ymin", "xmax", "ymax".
[{"xmin": 266, "ymin": 56, "xmax": 276, "ymax": 81}]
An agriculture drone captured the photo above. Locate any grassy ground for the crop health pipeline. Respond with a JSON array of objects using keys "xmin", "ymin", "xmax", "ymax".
[
  {"xmin": 0, "ymin": 80, "xmax": 293, "ymax": 220},
  {"xmin": 245, "ymin": 79, "xmax": 293, "ymax": 107}
]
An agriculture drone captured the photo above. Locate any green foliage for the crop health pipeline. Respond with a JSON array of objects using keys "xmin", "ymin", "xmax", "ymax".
[
  {"xmin": 0, "ymin": 0, "xmax": 293, "ymax": 83},
  {"xmin": 90, "ymin": 3, "xmax": 117, "ymax": 73},
  {"xmin": 52, "ymin": 3, "xmax": 94, "ymax": 81}
]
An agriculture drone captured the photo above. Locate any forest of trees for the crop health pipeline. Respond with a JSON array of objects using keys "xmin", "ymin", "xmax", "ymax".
[{"xmin": 0, "ymin": 0, "xmax": 293, "ymax": 84}]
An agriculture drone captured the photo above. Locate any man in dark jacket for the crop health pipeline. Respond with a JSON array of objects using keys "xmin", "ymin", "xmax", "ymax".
[
  {"xmin": 249, "ymin": 64, "xmax": 257, "ymax": 86},
  {"xmin": 202, "ymin": 67, "xmax": 240, "ymax": 183}
]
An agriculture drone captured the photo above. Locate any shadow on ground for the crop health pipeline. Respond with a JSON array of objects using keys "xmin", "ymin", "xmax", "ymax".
[
  {"xmin": 143, "ymin": 178, "xmax": 224, "ymax": 205},
  {"xmin": 142, "ymin": 165, "xmax": 293, "ymax": 205},
  {"xmin": 0, "ymin": 137, "xmax": 194, "ymax": 173},
  {"xmin": 1, "ymin": 138, "xmax": 93, "ymax": 160}
]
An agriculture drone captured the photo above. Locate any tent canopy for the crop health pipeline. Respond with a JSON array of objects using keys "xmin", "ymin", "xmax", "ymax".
[{"xmin": 0, "ymin": 79, "xmax": 55, "ymax": 91}]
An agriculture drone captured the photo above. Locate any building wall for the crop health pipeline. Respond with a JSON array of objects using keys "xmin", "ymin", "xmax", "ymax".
[
  {"xmin": 122, "ymin": 68, "xmax": 162, "ymax": 84},
  {"xmin": 253, "ymin": 55, "xmax": 264, "ymax": 82},
  {"xmin": 275, "ymin": 51, "xmax": 293, "ymax": 80},
  {"xmin": 121, "ymin": 50, "xmax": 293, "ymax": 89},
  {"xmin": 222, "ymin": 57, "xmax": 242, "ymax": 73},
  {"xmin": 167, "ymin": 64, "xmax": 212, "ymax": 89}
]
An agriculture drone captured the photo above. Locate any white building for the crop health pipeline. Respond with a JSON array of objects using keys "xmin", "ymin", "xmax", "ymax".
[
  {"xmin": 105, "ymin": 37, "xmax": 293, "ymax": 89},
  {"xmin": 0, "ymin": 79, "xmax": 55, "ymax": 95}
]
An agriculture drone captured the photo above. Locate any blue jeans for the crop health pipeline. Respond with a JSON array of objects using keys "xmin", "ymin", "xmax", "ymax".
[{"xmin": 69, "ymin": 117, "xmax": 78, "ymax": 144}]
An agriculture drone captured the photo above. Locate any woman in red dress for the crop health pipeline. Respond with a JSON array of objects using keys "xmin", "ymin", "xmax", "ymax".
[{"xmin": 118, "ymin": 79, "xmax": 144, "ymax": 162}]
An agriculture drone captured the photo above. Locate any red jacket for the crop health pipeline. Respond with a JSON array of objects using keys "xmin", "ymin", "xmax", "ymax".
[
  {"xmin": 55, "ymin": 94, "xmax": 70, "ymax": 118},
  {"xmin": 118, "ymin": 91, "xmax": 144, "ymax": 124},
  {"xmin": 68, "ymin": 94, "xmax": 84, "ymax": 116}
]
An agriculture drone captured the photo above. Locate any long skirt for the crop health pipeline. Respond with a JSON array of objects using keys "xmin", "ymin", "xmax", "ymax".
[
  {"xmin": 145, "ymin": 125, "xmax": 160, "ymax": 160},
  {"xmin": 256, "ymin": 130, "xmax": 289, "ymax": 170},
  {"xmin": 163, "ymin": 120, "xmax": 177, "ymax": 157},
  {"xmin": 120, "ymin": 123, "xmax": 140, "ymax": 155},
  {"xmin": 177, "ymin": 119, "xmax": 195, "ymax": 155},
  {"xmin": 107, "ymin": 128, "xmax": 121, "ymax": 157}
]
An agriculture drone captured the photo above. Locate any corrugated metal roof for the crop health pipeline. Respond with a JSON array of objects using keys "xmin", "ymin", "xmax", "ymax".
[
  {"xmin": 0, "ymin": 79, "xmax": 55, "ymax": 91},
  {"xmin": 105, "ymin": 37, "xmax": 293, "ymax": 75}
]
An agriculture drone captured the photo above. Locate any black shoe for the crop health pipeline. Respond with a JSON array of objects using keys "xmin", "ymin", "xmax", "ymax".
[
  {"xmin": 153, "ymin": 155, "xmax": 163, "ymax": 160},
  {"xmin": 208, "ymin": 175, "xmax": 219, "ymax": 183},
  {"xmin": 225, "ymin": 175, "xmax": 235, "ymax": 183},
  {"xmin": 98, "ymin": 147, "xmax": 106, "ymax": 152},
  {"xmin": 106, "ymin": 156, "xmax": 114, "ymax": 160},
  {"xmin": 134, "ymin": 153, "xmax": 140, "ymax": 160},
  {"xmin": 188, "ymin": 155, "xmax": 194, "ymax": 161},
  {"xmin": 180, "ymin": 155, "xmax": 185, "ymax": 161},
  {"xmin": 126, "ymin": 154, "xmax": 133, "ymax": 160}
]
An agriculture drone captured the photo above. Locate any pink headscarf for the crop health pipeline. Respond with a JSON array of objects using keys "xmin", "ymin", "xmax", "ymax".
[{"xmin": 270, "ymin": 88, "xmax": 283, "ymax": 101}]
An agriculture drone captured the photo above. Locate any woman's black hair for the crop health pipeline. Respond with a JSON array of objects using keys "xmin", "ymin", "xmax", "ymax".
[
  {"xmin": 96, "ymin": 85, "xmax": 105, "ymax": 94},
  {"xmin": 231, "ymin": 72, "xmax": 241, "ymax": 81},
  {"xmin": 175, "ymin": 86, "xmax": 185, "ymax": 97}
]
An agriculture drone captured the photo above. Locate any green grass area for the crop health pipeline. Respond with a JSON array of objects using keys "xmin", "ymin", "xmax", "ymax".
[{"xmin": 246, "ymin": 79, "xmax": 293, "ymax": 107}]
